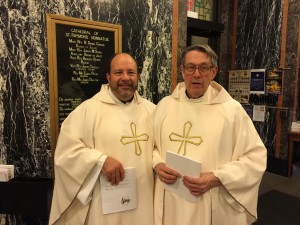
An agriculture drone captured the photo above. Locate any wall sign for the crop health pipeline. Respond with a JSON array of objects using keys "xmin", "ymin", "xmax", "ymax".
[
  {"xmin": 228, "ymin": 70, "xmax": 250, "ymax": 103},
  {"xmin": 250, "ymin": 69, "xmax": 265, "ymax": 94},
  {"xmin": 265, "ymin": 68, "xmax": 282, "ymax": 95},
  {"xmin": 47, "ymin": 14, "xmax": 122, "ymax": 152}
]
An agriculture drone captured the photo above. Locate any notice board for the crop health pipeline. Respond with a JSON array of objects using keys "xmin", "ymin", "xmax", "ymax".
[{"xmin": 47, "ymin": 14, "xmax": 122, "ymax": 152}]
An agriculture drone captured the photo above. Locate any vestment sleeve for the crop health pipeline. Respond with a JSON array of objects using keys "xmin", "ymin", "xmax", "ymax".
[
  {"xmin": 213, "ymin": 107, "xmax": 267, "ymax": 217},
  {"xmin": 77, "ymin": 154, "xmax": 107, "ymax": 205},
  {"xmin": 49, "ymin": 101, "xmax": 104, "ymax": 224}
]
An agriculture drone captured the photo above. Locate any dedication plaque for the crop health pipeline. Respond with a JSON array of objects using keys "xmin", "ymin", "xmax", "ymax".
[{"xmin": 47, "ymin": 14, "xmax": 122, "ymax": 151}]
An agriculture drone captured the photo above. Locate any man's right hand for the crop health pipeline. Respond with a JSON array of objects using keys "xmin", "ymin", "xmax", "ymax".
[
  {"xmin": 154, "ymin": 163, "xmax": 181, "ymax": 184},
  {"xmin": 102, "ymin": 156, "xmax": 125, "ymax": 185}
]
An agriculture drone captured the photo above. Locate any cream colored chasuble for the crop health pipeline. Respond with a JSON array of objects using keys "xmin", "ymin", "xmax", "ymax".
[
  {"xmin": 49, "ymin": 84, "xmax": 155, "ymax": 225},
  {"xmin": 153, "ymin": 82, "xmax": 266, "ymax": 225}
]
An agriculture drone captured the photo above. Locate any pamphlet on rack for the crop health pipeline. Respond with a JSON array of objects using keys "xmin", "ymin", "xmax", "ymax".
[
  {"xmin": 291, "ymin": 121, "xmax": 300, "ymax": 132},
  {"xmin": 100, "ymin": 167, "xmax": 137, "ymax": 214},
  {"xmin": 165, "ymin": 151, "xmax": 201, "ymax": 203},
  {"xmin": 253, "ymin": 105, "xmax": 266, "ymax": 122},
  {"xmin": 0, "ymin": 165, "xmax": 14, "ymax": 182}
]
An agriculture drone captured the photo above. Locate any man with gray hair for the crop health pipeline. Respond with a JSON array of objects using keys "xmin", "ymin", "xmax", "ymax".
[{"xmin": 153, "ymin": 45, "xmax": 266, "ymax": 225}]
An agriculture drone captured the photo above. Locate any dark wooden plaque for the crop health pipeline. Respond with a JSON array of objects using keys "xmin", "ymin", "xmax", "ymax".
[{"xmin": 47, "ymin": 14, "xmax": 122, "ymax": 153}]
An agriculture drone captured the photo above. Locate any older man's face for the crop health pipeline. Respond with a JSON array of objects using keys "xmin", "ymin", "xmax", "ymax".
[{"xmin": 181, "ymin": 50, "xmax": 218, "ymax": 98}]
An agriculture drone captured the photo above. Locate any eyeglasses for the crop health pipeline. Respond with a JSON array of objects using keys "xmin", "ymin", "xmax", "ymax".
[{"xmin": 183, "ymin": 64, "xmax": 213, "ymax": 75}]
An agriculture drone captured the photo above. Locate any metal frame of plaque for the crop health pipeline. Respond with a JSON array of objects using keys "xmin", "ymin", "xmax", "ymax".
[{"xmin": 46, "ymin": 14, "xmax": 122, "ymax": 158}]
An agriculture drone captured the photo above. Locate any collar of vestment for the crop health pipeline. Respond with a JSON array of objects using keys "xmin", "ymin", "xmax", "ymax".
[
  {"xmin": 182, "ymin": 84, "xmax": 212, "ymax": 103},
  {"xmin": 171, "ymin": 81, "xmax": 233, "ymax": 104}
]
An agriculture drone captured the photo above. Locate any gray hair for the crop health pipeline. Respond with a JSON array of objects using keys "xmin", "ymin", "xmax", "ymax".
[{"xmin": 181, "ymin": 45, "xmax": 218, "ymax": 67}]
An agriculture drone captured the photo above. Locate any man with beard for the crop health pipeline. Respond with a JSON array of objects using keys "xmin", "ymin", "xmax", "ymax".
[
  {"xmin": 49, "ymin": 53, "xmax": 155, "ymax": 225},
  {"xmin": 153, "ymin": 45, "xmax": 266, "ymax": 225}
]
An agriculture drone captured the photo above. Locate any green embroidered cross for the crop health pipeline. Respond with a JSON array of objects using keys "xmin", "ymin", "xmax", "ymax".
[
  {"xmin": 169, "ymin": 121, "xmax": 203, "ymax": 155},
  {"xmin": 120, "ymin": 122, "xmax": 149, "ymax": 156}
]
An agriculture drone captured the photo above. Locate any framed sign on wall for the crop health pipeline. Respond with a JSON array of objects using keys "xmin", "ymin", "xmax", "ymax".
[{"xmin": 46, "ymin": 14, "xmax": 122, "ymax": 155}]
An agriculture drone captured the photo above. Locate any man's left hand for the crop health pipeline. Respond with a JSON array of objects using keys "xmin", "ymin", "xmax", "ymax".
[{"xmin": 182, "ymin": 172, "xmax": 221, "ymax": 196}]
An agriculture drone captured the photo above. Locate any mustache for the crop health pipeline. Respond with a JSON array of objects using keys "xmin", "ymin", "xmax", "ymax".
[{"xmin": 118, "ymin": 81, "xmax": 133, "ymax": 86}]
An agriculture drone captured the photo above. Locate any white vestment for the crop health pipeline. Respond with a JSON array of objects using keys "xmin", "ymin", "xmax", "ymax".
[
  {"xmin": 153, "ymin": 82, "xmax": 267, "ymax": 225},
  {"xmin": 49, "ymin": 84, "xmax": 155, "ymax": 225}
]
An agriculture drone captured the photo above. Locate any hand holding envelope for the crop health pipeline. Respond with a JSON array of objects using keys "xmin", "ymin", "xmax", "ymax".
[{"xmin": 164, "ymin": 151, "xmax": 201, "ymax": 203}]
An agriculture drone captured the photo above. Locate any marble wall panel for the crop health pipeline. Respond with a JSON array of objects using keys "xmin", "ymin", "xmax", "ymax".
[
  {"xmin": 89, "ymin": 0, "xmax": 172, "ymax": 103},
  {"xmin": 0, "ymin": 0, "xmax": 53, "ymax": 177},
  {"xmin": 285, "ymin": 0, "xmax": 300, "ymax": 121},
  {"xmin": 176, "ymin": 0, "xmax": 187, "ymax": 84},
  {"xmin": 236, "ymin": 0, "xmax": 282, "ymax": 69},
  {"xmin": 236, "ymin": 0, "xmax": 283, "ymax": 155},
  {"xmin": 283, "ymin": 0, "xmax": 300, "ymax": 158},
  {"xmin": 218, "ymin": 0, "xmax": 233, "ymax": 89}
]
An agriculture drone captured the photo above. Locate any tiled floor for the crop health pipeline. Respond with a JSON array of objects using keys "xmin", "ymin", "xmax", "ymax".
[{"xmin": 258, "ymin": 171, "xmax": 300, "ymax": 198}]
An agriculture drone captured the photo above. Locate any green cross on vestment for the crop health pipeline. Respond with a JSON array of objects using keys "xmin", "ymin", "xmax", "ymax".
[
  {"xmin": 169, "ymin": 121, "xmax": 203, "ymax": 155},
  {"xmin": 120, "ymin": 122, "xmax": 149, "ymax": 156}
]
